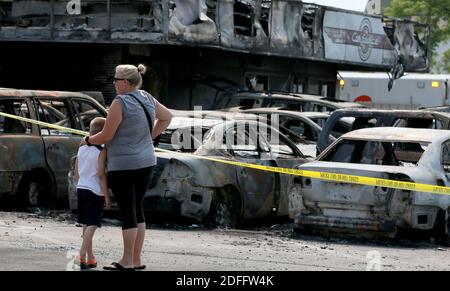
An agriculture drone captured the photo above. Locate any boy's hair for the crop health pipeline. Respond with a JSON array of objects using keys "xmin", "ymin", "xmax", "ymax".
[{"xmin": 89, "ymin": 117, "xmax": 106, "ymax": 135}]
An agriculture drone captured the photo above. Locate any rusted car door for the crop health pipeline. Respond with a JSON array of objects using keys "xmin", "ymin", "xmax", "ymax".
[
  {"xmin": 0, "ymin": 97, "xmax": 46, "ymax": 196},
  {"xmin": 32, "ymin": 97, "xmax": 81, "ymax": 200},
  {"xmin": 440, "ymin": 140, "xmax": 450, "ymax": 187},
  {"xmin": 37, "ymin": 96, "xmax": 107, "ymax": 200},
  {"xmin": 268, "ymin": 135, "xmax": 309, "ymax": 216},
  {"xmin": 228, "ymin": 123, "xmax": 278, "ymax": 220},
  {"xmin": 69, "ymin": 97, "xmax": 107, "ymax": 131}
]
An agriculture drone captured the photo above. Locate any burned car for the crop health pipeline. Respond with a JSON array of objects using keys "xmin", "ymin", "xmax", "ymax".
[
  {"xmin": 289, "ymin": 127, "xmax": 450, "ymax": 242},
  {"xmin": 157, "ymin": 117, "xmax": 224, "ymax": 152},
  {"xmin": 146, "ymin": 119, "xmax": 311, "ymax": 227},
  {"xmin": 68, "ymin": 117, "xmax": 312, "ymax": 226},
  {"xmin": 170, "ymin": 108, "xmax": 324, "ymax": 156},
  {"xmin": 316, "ymin": 109, "xmax": 450, "ymax": 154},
  {"xmin": 0, "ymin": 88, "xmax": 107, "ymax": 207}
]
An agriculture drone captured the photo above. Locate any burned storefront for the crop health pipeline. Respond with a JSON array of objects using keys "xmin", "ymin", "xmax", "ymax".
[{"xmin": 0, "ymin": 0, "xmax": 430, "ymax": 108}]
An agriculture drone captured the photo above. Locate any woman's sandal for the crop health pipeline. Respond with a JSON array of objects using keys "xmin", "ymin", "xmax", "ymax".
[
  {"xmin": 134, "ymin": 265, "xmax": 146, "ymax": 270},
  {"xmin": 103, "ymin": 262, "xmax": 135, "ymax": 271}
]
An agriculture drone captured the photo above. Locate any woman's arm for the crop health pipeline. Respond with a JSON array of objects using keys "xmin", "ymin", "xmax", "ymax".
[
  {"xmin": 152, "ymin": 99, "xmax": 173, "ymax": 139},
  {"xmin": 88, "ymin": 99, "xmax": 123, "ymax": 145}
]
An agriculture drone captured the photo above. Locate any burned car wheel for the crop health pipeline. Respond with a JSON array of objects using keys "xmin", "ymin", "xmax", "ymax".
[
  {"xmin": 447, "ymin": 219, "xmax": 450, "ymax": 246},
  {"xmin": 204, "ymin": 187, "xmax": 242, "ymax": 228},
  {"xmin": 443, "ymin": 219, "xmax": 450, "ymax": 247},
  {"xmin": 433, "ymin": 211, "xmax": 450, "ymax": 246},
  {"xmin": 19, "ymin": 173, "xmax": 51, "ymax": 208}
]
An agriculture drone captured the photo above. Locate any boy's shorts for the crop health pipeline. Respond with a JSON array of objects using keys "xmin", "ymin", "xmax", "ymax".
[{"xmin": 77, "ymin": 188, "xmax": 104, "ymax": 227}]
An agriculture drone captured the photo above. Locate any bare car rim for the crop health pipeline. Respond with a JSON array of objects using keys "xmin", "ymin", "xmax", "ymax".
[
  {"xmin": 212, "ymin": 189, "xmax": 241, "ymax": 228},
  {"xmin": 28, "ymin": 182, "xmax": 39, "ymax": 206}
]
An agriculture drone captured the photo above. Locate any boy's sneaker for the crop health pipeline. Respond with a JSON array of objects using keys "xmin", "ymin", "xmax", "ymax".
[
  {"xmin": 80, "ymin": 262, "xmax": 89, "ymax": 270},
  {"xmin": 75, "ymin": 256, "xmax": 89, "ymax": 270},
  {"xmin": 87, "ymin": 259, "xmax": 97, "ymax": 269}
]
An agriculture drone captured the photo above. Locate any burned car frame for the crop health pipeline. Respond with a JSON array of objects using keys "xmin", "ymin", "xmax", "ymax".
[
  {"xmin": 0, "ymin": 88, "xmax": 107, "ymax": 207},
  {"xmin": 316, "ymin": 109, "xmax": 450, "ymax": 154},
  {"xmin": 146, "ymin": 118, "xmax": 311, "ymax": 226},
  {"xmin": 289, "ymin": 127, "xmax": 450, "ymax": 242},
  {"xmin": 169, "ymin": 108, "xmax": 323, "ymax": 156},
  {"xmin": 242, "ymin": 108, "xmax": 330, "ymax": 157},
  {"xmin": 68, "ymin": 117, "xmax": 312, "ymax": 226},
  {"xmin": 157, "ymin": 117, "xmax": 224, "ymax": 152}
]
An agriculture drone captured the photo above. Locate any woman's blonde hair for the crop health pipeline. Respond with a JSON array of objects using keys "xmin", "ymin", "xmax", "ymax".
[{"xmin": 115, "ymin": 64, "xmax": 147, "ymax": 88}]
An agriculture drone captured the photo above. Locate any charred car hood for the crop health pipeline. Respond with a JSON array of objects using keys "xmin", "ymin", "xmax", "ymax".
[{"xmin": 153, "ymin": 151, "xmax": 236, "ymax": 188}]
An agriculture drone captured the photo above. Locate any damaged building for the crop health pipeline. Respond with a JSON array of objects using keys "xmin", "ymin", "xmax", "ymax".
[{"xmin": 0, "ymin": 0, "xmax": 431, "ymax": 108}]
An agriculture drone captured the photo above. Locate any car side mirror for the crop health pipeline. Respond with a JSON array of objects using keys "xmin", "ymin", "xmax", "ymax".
[
  {"xmin": 444, "ymin": 164, "xmax": 450, "ymax": 172},
  {"xmin": 444, "ymin": 165, "xmax": 450, "ymax": 180}
]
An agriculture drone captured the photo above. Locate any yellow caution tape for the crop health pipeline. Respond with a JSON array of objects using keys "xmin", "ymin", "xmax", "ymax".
[
  {"xmin": 154, "ymin": 148, "xmax": 450, "ymax": 196},
  {"xmin": 2, "ymin": 111, "xmax": 450, "ymax": 196},
  {"xmin": 0, "ymin": 112, "xmax": 88, "ymax": 137}
]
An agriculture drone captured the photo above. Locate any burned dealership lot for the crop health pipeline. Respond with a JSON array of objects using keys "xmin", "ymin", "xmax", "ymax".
[{"xmin": 1, "ymin": 0, "xmax": 450, "ymax": 272}]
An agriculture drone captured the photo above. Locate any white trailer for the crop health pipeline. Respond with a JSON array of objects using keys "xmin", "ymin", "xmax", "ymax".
[{"xmin": 337, "ymin": 71, "xmax": 450, "ymax": 109}]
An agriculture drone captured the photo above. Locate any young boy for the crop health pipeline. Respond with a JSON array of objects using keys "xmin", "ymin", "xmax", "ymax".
[{"xmin": 74, "ymin": 117, "xmax": 110, "ymax": 270}]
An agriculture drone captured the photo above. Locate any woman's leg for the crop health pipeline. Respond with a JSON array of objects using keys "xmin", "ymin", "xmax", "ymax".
[
  {"xmin": 133, "ymin": 223, "xmax": 146, "ymax": 267},
  {"xmin": 120, "ymin": 228, "xmax": 137, "ymax": 268},
  {"xmin": 133, "ymin": 166, "xmax": 153, "ymax": 267},
  {"xmin": 118, "ymin": 187, "xmax": 137, "ymax": 268},
  {"xmin": 108, "ymin": 170, "xmax": 138, "ymax": 268}
]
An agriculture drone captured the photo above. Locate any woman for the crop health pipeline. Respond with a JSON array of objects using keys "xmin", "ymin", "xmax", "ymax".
[{"xmin": 85, "ymin": 64, "xmax": 172, "ymax": 270}]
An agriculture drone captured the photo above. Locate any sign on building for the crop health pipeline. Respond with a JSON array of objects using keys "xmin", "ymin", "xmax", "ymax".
[{"xmin": 323, "ymin": 11, "xmax": 396, "ymax": 67}]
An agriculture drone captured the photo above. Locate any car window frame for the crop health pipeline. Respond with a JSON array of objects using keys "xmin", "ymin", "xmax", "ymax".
[
  {"xmin": 441, "ymin": 139, "xmax": 450, "ymax": 172},
  {"xmin": 224, "ymin": 123, "xmax": 269, "ymax": 159},
  {"xmin": 257, "ymin": 122, "xmax": 305, "ymax": 159},
  {"xmin": 69, "ymin": 97, "xmax": 107, "ymax": 131},
  {"xmin": 31, "ymin": 96, "xmax": 77, "ymax": 136},
  {"xmin": 0, "ymin": 97, "xmax": 34, "ymax": 135}
]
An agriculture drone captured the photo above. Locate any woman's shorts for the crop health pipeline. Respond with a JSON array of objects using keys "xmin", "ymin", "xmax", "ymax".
[{"xmin": 77, "ymin": 188, "xmax": 104, "ymax": 227}]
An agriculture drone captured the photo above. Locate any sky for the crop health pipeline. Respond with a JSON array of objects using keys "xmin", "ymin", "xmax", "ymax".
[{"xmin": 306, "ymin": 0, "xmax": 368, "ymax": 12}]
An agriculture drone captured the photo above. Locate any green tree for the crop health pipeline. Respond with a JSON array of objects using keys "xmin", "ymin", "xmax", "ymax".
[
  {"xmin": 385, "ymin": 0, "xmax": 450, "ymax": 72},
  {"xmin": 439, "ymin": 50, "xmax": 450, "ymax": 73}
]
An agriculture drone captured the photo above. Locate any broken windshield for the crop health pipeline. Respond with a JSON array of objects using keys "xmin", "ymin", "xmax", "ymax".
[{"xmin": 321, "ymin": 139, "xmax": 429, "ymax": 166}]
